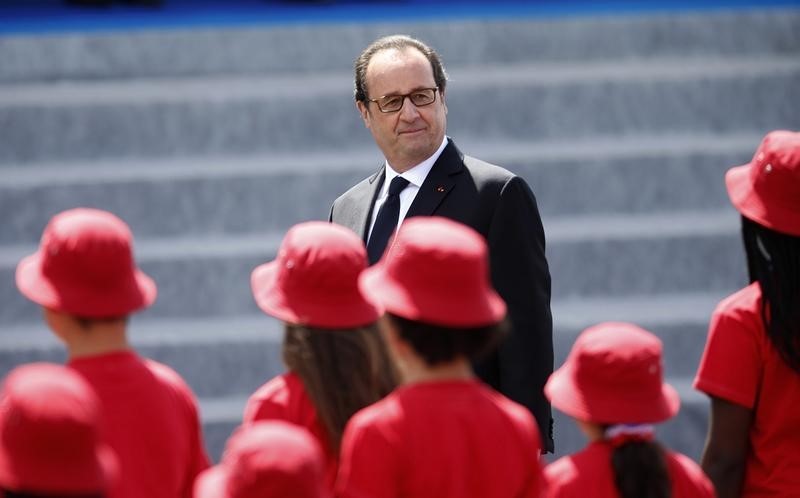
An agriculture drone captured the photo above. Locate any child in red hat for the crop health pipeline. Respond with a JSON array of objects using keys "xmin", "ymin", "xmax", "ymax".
[
  {"xmin": 194, "ymin": 421, "xmax": 329, "ymax": 498},
  {"xmin": 336, "ymin": 216, "xmax": 543, "ymax": 498},
  {"xmin": 15, "ymin": 208, "xmax": 210, "ymax": 498},
  {"xmin": 0, "ymin": 363, "xmax": 117, "ymax": 498},
  {"xmin": 694, "ymin": 130, "xmax": 800, "ymax": 497},
  {"xmin": 244, "ymin": 221, "xmax": 397, "ymax": 492},
  {"xmin": 544, "ymin": 322, "xmax": 714, "ymax": 498}
]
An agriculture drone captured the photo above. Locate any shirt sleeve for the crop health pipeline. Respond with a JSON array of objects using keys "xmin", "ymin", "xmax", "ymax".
[
  {"xmin": 543, "ymin": 459, "xmax": 581, "ymax": 498},
  {"xmin": 169, "ymin": 371, "xmax": 211, "ymax": 498},
  {"xmin": 243, "ymin": 393, "xmax": 289, "ymax": 425},
  {"xmin": 336, "ymin": 416, "xmax": 399, "ymax": 498},
  {"xmin": 694, "ymin": 303, "xmax": 762, "ymax": 409}
]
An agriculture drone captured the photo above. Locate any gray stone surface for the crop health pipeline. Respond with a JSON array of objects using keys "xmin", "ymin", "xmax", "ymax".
[
  {"xmin": 0, "ymin": 137, "xmax": 755, "ymax": 244},
  {"xmin": 0, "ymin": 301, "xmax": 713, "ymax": 398},
  {"xmin": 1, "ymin": 7, "xmax": 796, "ymax": 464},
  {"xmin": 0, "ymin": 169, "xmax": 364, "ymax": 245},
  {"xmin": 1, "ymin": 60, "xmax": 797, "ymax": 164},
  {"xmin": 0, "ymin": 10, "xmax": 797, "ymax": 82},
  {"xmin": 0, "ymin": 219, "xmax": 747, "ymax": 325}
]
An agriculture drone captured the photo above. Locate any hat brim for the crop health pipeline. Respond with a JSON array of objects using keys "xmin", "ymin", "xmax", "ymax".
[
  {"xmin": 726, "ymin": 163, "xmax": 800, "ymax": 237},
  {"xmin": 15, "ymin": 252, "xmax": 156, "ymax": 318},
  {"xmin": 361, "ymin": 263, "xmax": 506, "ymax": 328},
  {"xmin": 194, "ymin": 466, "xmax": 230, "ymax": 498},
  {"xmin": 251, "ymin": 262, "xmax": 382, "ymax": 329},
  {"xmin": 544, "ymin": 364, "xmax": 681, "ymax": 425}
]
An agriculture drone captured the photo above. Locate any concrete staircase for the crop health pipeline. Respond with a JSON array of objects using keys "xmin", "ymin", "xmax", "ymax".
[{"xmin": 1, "ymin": 8, "xmax": 799, "ymax": 461}]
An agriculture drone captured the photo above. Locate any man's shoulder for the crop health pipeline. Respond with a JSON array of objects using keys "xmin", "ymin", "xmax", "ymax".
[
  {"xmin": 459, "ymin": 153, "xmax": 526, "ymax": 192},
  {"xmin": 333, "ymin": 173, "xmax": 376, "ymax": 203},
  {"xmin": 462, "ymin": 154, "xmax": 515, "ymax": 178},
  {"xmin": 331, "ymin": 168, "xmax": 383, "ymax": 217}
]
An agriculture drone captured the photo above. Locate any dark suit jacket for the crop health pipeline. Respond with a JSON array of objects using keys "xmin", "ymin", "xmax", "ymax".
[{"xmin": 330, "ymin": 139, "xmax": 554, "ymax": 451}]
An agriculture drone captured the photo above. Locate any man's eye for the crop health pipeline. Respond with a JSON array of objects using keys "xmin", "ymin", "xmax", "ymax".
[{"xmin": 382, "ymin": 96, "xmax": 402, "ymax": 108}]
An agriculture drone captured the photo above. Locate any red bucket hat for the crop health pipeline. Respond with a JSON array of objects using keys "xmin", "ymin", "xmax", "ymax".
[
  {"xmin": 544, "ymin": 322, "xmax": 680, "ymax": 424},
  {"xmin": 194, "ymin": 421, "xmax": 329, "ymax": 498},
  {"xmin": 16, "ymin": 208, "xmax": 157, "ymax": 318},
  {"xmin": 0, "ymin": 363, "xmax": 118, "ymax": 494},
  {"xmin": 726, "ymin": 130, "xmax": 800, "ymax": 236},
  {"xmin": 251, "ymin": 221, "xmax": 382, "ymax": 329},
  {"xmin": 361, "ymin": 216, "xmax": 506, "ymax": 327}
]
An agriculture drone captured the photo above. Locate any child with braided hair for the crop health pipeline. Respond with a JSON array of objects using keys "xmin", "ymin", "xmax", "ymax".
[
  {"xmin": 544, "ymin": 322, "xmax": 714, "ymax": 498},
  {"xmin": 694, "ymin": 130, "xmax": 800, "ymax": 497}
]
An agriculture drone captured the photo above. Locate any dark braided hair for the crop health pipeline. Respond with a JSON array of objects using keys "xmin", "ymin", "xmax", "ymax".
[
  {"xmin": 741, "ymin": 215, "xmax": 800, "ymax": 373},
  {"xmin": 611, "ymin": 440, "xmax": 672, "ymax": 498}
]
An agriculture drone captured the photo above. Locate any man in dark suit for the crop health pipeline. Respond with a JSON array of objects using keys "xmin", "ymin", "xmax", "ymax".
[{"xmin": 329, "ymin": 34, "xmax": 554, "ymax": 451}]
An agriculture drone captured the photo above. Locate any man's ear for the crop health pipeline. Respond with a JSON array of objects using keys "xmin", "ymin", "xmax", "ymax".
[
  {"xmin": 440, "ymin": 88, "xmax": 447, "ymax": 115},
  {"xmin": 356, "ymin": 100, "xmax": 371, "ymax": 128}
]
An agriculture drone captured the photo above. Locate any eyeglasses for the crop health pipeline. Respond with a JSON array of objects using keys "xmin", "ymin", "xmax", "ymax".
[{"xmin": 368, "ymin": 88, "xmax": 438, "ymax": 113}]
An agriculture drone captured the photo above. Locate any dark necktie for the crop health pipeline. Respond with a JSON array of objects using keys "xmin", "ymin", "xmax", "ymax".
[{"xmin": 367, "ymin": 176, "xmax": 410, "ymax": 265}]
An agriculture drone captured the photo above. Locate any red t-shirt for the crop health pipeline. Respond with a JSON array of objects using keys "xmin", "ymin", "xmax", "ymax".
[
  {"xmin": 694, "ymin": 283, "xmax": 800, "ymax": 496},
  {"xmin": 544, "ymin": 441, "xmax": 714, "ymax": 498},
  {"xmin": 243, "ymin": 372, "xmax": 338, "ymax": 490},
  {"xmin": 335, "ymin": 379, "xmax": 543, "ymax": 498},
  {"xmin": 68, "ymin": 351, "xmax": 210, "ymax": 498}
]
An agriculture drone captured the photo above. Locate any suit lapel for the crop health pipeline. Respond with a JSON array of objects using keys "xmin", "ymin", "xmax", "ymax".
[
  {"xmin": 348, "ymin": 167, "xmax": 385, "ymax": 241},
  {"xmin": 406, "ymin": 139, "xmax": 463, "ymax": 218}
]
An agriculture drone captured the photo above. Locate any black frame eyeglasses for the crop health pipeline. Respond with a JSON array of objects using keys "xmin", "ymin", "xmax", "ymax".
[{"xmin": 368, "ymin": 88, "xmax": 439, "ymax": 113}]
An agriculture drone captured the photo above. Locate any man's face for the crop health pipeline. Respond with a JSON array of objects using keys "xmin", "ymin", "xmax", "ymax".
[{"xmin": 357, "ymin": 47, "xmax": 447, "ymax": 173}]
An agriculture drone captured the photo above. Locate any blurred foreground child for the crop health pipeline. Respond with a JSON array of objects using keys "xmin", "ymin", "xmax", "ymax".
[
  {"xmin": 0, "ymin": 363, "xmax": 117, "ymax": 498},
  {"xmin": 244, "ymin": 221, "xmax": 397, "ymax": 490},
  {"xmin": 15, "ymin": 208, "xmax": 209, "ymax": 498},
  {"xmin": 195, "ymin": 421, "xmax": 328, "ymax": 498},
  {"xmin": 336, "ymin": 217, "xmax": 543, "ymax": 498}
]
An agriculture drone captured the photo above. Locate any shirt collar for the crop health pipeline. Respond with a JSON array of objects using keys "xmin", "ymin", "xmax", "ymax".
[{"xmin": 384, "ymin": 136, "xmax": 449, "ymax": 189}]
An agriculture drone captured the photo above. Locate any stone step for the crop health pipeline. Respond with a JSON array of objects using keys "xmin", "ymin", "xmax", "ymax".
[
  {"xmin": 0, "ymin": 209, "xmax": 746, "ymax": 325},
  {"xmin": 0, "ymin": 315, "xmax": 284, "ymax": 400},
  {"xmin": 0, "ymin": 289, "xmax": 727, "ymax": 401},
  {"xmin": 0, "ymin": 9, "xmax": 796, "ymax": 82},
  {"xmin": 0, "ymin": 133, "xmax": 759, "ymax": 245},
  {"xmin": 544, "ymin": 210, "xmax": 746, "ymax": 298},
  {"xmin": 1, "ymin": 56, "xmax": 797, "ymax": 164}
]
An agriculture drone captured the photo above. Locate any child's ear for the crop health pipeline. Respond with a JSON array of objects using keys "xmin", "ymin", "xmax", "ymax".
[
  {"xmin": 42, "ymin": 307, "xmax": 71, "ymax": 342},
  {"xmin": 380, "ymin": 316, "xmax": 410, "ymax": 356}
]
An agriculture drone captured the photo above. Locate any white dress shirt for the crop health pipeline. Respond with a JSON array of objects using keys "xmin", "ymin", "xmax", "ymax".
[{"xmin": 367, "ymin": 137, "xmax": 449, "ymax": 242}]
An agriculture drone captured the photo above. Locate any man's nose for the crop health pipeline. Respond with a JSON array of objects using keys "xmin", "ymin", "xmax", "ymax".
[{"xmin": 398, "ymin": 96, "xmax": 421, "ymax": 120}]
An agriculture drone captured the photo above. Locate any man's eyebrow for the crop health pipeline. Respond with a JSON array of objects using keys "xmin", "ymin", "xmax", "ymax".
[{"xmin": 376, "ymin": 86, "xmax": 436, "ymax": 98}]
